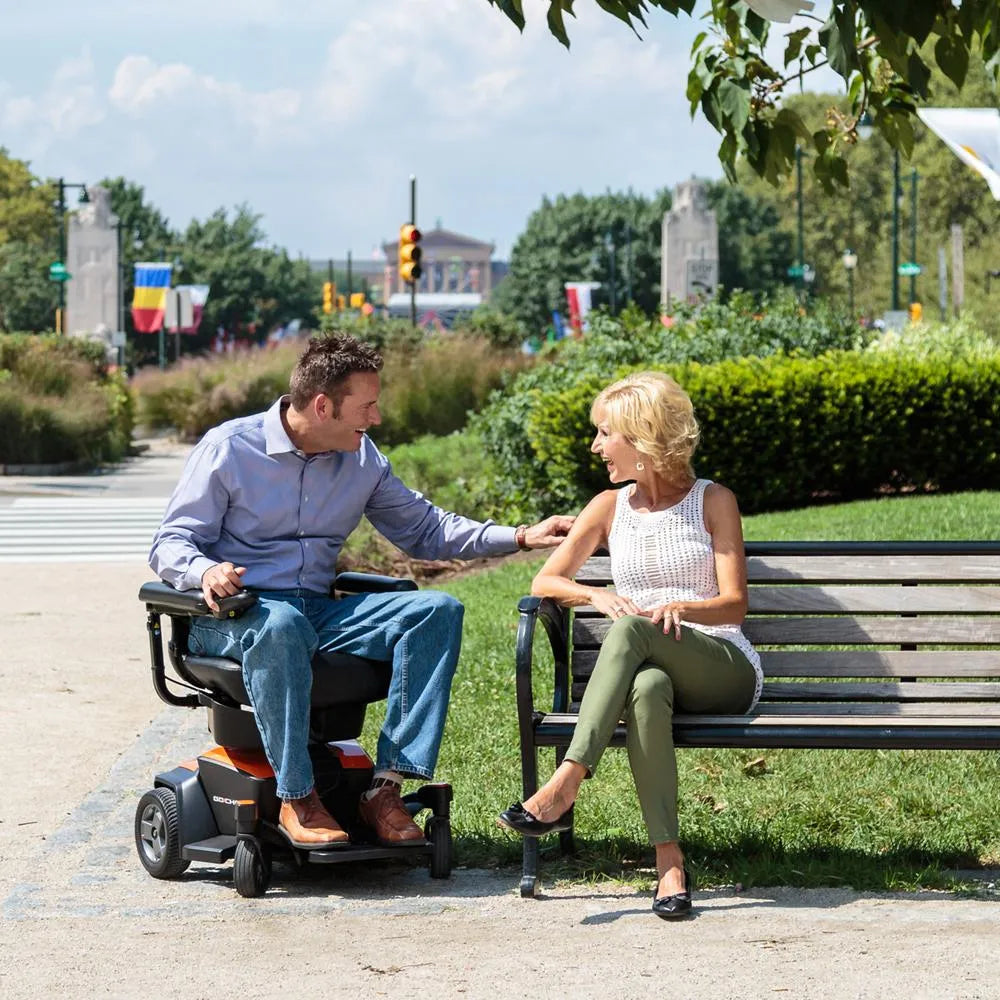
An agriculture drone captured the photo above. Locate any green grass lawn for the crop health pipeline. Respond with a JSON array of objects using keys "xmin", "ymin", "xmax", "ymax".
[{"xmin": 364, "ymin": 490, "xmax": 1000, "ymax": 891}]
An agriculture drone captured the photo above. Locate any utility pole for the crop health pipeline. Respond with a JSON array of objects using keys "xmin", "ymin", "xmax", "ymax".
[{"xmin": 410, "ymin": 175, "xmax": 417, "ymax": 328}]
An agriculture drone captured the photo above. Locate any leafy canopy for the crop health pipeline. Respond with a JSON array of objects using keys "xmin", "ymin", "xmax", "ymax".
[{"xmin": 484, "ymin": 1, "xmax": 1000, "ymax": 190}]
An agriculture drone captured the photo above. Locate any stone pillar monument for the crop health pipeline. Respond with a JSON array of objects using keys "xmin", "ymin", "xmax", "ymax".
[
  {"xmin": 66, "ymin": 185, "xmax": 120, "ymax": 338},
  {"xmin": 660, "ymin": 178, "xmax": 719, "ymax": 310}
]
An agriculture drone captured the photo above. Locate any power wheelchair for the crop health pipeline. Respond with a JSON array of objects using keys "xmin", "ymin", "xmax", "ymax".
[{"xmin": 135, "ymin": 572, "xmax": 453, "ymax": 898}]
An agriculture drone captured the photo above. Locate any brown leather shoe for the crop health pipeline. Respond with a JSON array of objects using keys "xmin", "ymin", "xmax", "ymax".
[
  {"xmin": 278, "ymin": 790, "xmax": 349, "ymax": 849},
  {"xmin": 358, "ymin": 785, "xmax": 425, "ymax": 845}
]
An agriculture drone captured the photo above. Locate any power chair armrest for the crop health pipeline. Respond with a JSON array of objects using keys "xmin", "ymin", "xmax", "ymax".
[
  {"xmin": 138, "ymin": 580, "xmax": 258, "ymax": 620},
  {"xmin": 333, "ymin": 572, "xmax": 418, "ymax": 594}
]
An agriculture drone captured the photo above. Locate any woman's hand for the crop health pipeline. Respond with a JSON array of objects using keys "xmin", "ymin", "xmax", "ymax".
[
  {"xmin": 590, "ymin": 589, "xmax": 643, "ymax": 621},
  {"xmin": 642, "ymin": 601, "xmax": 688, "ymax": 640}
]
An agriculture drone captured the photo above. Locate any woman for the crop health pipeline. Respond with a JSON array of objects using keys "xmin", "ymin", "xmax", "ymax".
[{"xmin": 498, "ymin": 371, "xmax": 762, "ymax": 920}]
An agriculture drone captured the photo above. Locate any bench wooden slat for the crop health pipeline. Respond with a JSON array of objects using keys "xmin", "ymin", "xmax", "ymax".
[
  {"xmin": 575, "ymin": 555, "xmax": 1000, "ymax": 585},
  {"xmin": 542, "ymin": 707, "xmax": 1000, "ymax": 727},
  {"xmin": 760, "ymin": 681, "xmax": 1000, "ymax": 701},
  {"xmin": 572, "ymin": 614, "xmax": 1000, "ymax": 646},
  {"xmin": 570, "ymin": 680, "xmax": 1000, "ymax": 705},
  {"xmin": 747, "ymin": 585, "xmax": 1000, "ymax": 614},
  {"xmin": 558, "ymin": 699, "xmax": 1000, "ymax": 719},
  {"xmin": 570, "ymin": 648, "xmax": 1000, "ymax": 679}
]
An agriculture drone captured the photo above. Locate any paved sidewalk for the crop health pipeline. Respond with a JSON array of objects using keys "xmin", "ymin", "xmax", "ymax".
[
  {"xmin": 1, "ymin": 448, "xmax": 998, "ymax": 999},
  {"xmin": 0, "ymin": 436, "xmax": 192, "ymax": 502}
]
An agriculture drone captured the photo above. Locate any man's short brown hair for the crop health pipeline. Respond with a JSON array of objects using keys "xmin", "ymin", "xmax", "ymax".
[{"xmin": 289, "ymin": 334, "xmax": 384, "ymax": 412}]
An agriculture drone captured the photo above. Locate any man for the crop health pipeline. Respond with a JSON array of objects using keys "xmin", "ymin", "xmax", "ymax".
[{"xmin": 150, "ymin": 334, "xmax": 573, "ymax": 849}]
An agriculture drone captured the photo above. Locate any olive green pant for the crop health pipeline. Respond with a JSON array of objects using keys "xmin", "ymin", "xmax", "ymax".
[{"xmin": 566, "ymin": 614, "xmax": 756, "ymax": 845}]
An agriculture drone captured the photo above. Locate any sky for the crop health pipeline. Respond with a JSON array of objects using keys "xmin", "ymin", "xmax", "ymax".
[{"xmin": 0, "ymin": 0, "xmax": 753, "ymax": 261}]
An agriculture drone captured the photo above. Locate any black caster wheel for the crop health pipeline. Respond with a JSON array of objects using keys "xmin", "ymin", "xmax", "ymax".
[
  {"xmin": 425, "ymin": 816, "xmax": 452, "ymax": 879},
  {"xmin": 233, "ymin": 838, "xmax": 272, "ymax": 898},
  {"xmin": 135, "ymin": 788, "xmax": 190, "ymax": 880}
]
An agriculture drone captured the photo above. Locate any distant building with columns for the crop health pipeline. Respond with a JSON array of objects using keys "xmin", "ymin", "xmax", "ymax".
[{"xmin": 381, "ymin": 226, "xmax": 495, "ymax": 300}]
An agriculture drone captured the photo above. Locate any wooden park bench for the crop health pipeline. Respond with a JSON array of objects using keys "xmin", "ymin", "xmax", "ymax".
[{"xmin": 512, "ymin": 540, "xmax": 1000, "ymax": 897}]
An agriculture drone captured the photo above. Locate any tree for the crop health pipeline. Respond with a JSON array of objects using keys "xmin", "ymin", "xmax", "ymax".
[
  {"xmin": 0, "ymin": 241, "xmax": 58, "ymax": 332},
  {"xmin": 703, "ymin": 180, "xmax": 793, "ymax": 293},
  {"xmin": 176, "ymin": 205, "xmax": 314, "ymax": 350},
  {"xmin": 0, "ymin": 148, "xmax": 56, "ymax": 248},
  {"xmin": 485, "ymin": 1, "xmax": 999, "ymax": 191},
  {"xmin": 493, "ymin": 189, "xmax": 672, "ymax": 331}
]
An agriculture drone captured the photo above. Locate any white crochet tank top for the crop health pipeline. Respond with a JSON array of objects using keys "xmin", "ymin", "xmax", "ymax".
[{"xmin": 608, "ymin": 479, "xmax": 763, "ymax": 709}]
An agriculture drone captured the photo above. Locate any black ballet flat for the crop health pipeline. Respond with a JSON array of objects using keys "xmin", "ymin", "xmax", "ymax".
[
  {"xmin": 497, "ymin": 801, "xmax": 574, "ymax": 837},
  {"xmin": 652, "ymin": 867, "xmax": 693, "ymax": 920}
]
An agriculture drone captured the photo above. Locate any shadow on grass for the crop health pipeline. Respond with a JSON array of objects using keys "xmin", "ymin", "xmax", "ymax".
[{"xmin": 462, "ymin": 829, "xmax": 997, "ymax": 895}]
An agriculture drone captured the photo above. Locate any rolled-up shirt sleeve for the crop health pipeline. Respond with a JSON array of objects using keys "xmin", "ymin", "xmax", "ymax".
[
  {"xmin": 149, "ymin": 438, "xmax": 231, "ymax": 591},
  {"xmin": 364, "ymin": 455, "xmax": 517, "ymax": 560}
]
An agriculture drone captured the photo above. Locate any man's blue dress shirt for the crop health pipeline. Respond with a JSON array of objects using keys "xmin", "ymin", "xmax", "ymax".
[{"xmin": 150, "ymin": 396, "xmax": 517, "ymax": 592}]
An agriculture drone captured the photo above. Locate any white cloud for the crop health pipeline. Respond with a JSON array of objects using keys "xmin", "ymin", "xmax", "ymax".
[
  {"xmin": 0, "ymin": 49, "xmax": 104, "ymax": 141},
  {"xmin": 108, "ymin": 56, "xmax": 301, "ymax": 146}
]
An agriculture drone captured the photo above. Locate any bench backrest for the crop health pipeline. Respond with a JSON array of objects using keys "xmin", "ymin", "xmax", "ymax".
[{"xmin": 570, "ymin": 541, "xmax": 1000, "ymax": 714}]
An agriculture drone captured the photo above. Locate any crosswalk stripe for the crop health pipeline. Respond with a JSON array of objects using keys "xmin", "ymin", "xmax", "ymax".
[{"xmin": 0, "ymin": 498, "xmax": 168, "ymax": 563}]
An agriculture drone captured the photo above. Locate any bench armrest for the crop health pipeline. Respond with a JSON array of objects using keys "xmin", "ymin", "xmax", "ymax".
[
  {"xmin": 515, "ymin": 595, "xmax": 571, "ymax": 718},
  {"xmin": 334, "ymin": 572, "xmax": 418, "ymax": 594},
  {"xmin": 138, "ymin": 580, "xmax": 258, "ymax": 620}
]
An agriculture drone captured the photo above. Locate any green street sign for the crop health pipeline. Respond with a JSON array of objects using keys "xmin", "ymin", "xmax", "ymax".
[
  {"xmin": 898, "ymin": 262, "xmax": 921, "ymax": 277},
  {"xmin": 48, "ymin": 261, "xmax": 70, "ymax": 282},
  {"xmin": 786, "ymin": 264, "xmax": 805, "ymax": 277}
]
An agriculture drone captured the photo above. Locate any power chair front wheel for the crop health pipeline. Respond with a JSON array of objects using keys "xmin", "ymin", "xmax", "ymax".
[
  {"xmin": 135, "ymin": 788, "xmax": 190, "ymax": 880},
  {"xmin": 233, "ymin": 838, "xmax": 272, "ymax": 898},
  {"xmin": 424, "ymin": 816, "xmax": 453, "ymax": 879}
]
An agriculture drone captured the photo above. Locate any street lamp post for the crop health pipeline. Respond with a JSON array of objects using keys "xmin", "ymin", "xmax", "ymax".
[
  {"xmin": 55, "ymin": 178, "xmax": 89, "ymax": 332},
  {"xmin": 605, "ymin": 229, "xmax": 616, "ymax": 314},
  {"xmin": 890, "ymin": 149, "xmax": 901, "ymax": 312},
  {"xmin": 842, "ymin": 249, "xmax": 858, "ymax": 316},
  {"xmin": 796, "ymin": 145, "xmax": 805, "ymax": 292}
]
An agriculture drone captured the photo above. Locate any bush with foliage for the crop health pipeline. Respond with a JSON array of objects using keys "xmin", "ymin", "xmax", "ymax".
[
  {"xmin": 469, "ymin": 291, "xmax": 872, "ymax": 518},
  {"xmin": 0, "ymin": 334, "xmax": 134, "ymax": 465},
  {"xmin": 133, "ymin": 331, "xmax": 527, "ymax": 446},
  {"xmin": 513, "ymin": 346, "xmax": 1000, "ymax": 518}
]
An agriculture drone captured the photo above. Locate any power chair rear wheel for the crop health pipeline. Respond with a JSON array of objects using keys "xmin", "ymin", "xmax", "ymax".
[
  {"xmin": 135, "ymin": 788, "xmax": 190, "ymax": 879},
  {"xmin": 425, "ymin": 816, "xmax": 453, "ymax": 879},
  {"xmin": 233, "ymin": 838, "xmax": 272, "ymax": 898}
]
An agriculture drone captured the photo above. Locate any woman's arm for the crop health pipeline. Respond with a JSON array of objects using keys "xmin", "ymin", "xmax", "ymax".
[
  {"xmin": 644, "ymin": 483, "xmax": 750, "ymax": 636},
  {"xmin": 531, "ymin": 491, "xmax": 643, "ymax": 616}
]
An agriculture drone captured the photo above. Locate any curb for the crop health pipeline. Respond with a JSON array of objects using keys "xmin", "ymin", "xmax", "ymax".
[{"xmin": 0, "ymin": 459, "xmax": 94, "ymax": 476}]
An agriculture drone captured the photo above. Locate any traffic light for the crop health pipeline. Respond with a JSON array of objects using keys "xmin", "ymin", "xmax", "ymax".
[
  {"xmin": 336, "ymin": 294, "xmax": 346, "ymax": 310},
  {"xmin": 322, "ymin": 281, "xmax": 333, "ymax": 314},
  {"xmin": 398, "ymin": 224, "xmax": 422, "ymax": 284},
  {"xmin": 350, "ymin": 292, "xmax": 366, "ymax": 309},
  {"xmin": 909, "ymin": 301, "xmax": 923, "ymax": 323}
]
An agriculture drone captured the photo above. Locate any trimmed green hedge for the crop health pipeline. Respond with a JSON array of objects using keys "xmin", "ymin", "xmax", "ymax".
[
  {"xmin": 502, "ymin": 351, "xmax": 1000, "ymax": 517},
  {"xmin": 0, "ymin": 334, "xmax": 134, "ymax": 465}
]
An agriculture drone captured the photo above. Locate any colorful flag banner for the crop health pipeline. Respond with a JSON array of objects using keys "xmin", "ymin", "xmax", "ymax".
[
  {"xmin": 564, "ymin": 281, "xmax": 601, "ymax": 335},
  {"xmin": 165, "ymin": 284, "xmax": 211, "ymax": 334},
  {"xmin": 131, "ymin": 262, "xmax": 172, "ymax": 333},
  {"xmin": 917, "ymin": 107, "xmax": 1000, "ymax": 200}
]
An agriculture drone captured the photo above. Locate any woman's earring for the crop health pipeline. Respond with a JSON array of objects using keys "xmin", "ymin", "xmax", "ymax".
[{"xmin": 636, "ymin": 461, "xmax": 644, "ymax": 472}]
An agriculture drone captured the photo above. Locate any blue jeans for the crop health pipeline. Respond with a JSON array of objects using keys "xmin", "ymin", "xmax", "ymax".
[{"xmin": 188, "ymin": 588, "xmax": 464, "ymax": 800}]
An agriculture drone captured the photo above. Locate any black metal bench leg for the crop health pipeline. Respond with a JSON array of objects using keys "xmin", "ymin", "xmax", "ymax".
[
  {"xmin": 520, "ymin": 838, "xmax": 539, "ymax": 898},
  {"xmin": 518, "ymin": 740, "xmax": 540, "ymax": 898}
]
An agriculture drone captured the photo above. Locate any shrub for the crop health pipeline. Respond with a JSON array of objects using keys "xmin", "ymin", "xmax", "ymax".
[
  {"xmin": 133, "ymin": 333, "xmax": 526, "ymax": 445},
  {"xmin": 0, "ymin": 334, "xmax": 133, "ymax": 466},
  {"xmin": 520, "ymin": 350, "xmax": 1000, "ymax": 517},
  {"xmin": 469, "ymin": 290, "xmax": 870, "ymax": 519}
]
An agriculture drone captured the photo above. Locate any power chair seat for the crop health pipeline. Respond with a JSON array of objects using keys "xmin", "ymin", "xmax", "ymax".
[{"xmin": 134, "ymin": 574, "xmax": 454, "ymax": 897}]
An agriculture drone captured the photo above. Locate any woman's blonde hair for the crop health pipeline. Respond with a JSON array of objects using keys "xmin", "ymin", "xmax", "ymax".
[{"xmin": 591, "ymin": 371, "xmax": 699, "ymax": 479}]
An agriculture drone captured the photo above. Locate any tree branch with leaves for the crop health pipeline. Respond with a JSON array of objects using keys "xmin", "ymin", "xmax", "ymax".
[{"xmin": 485, "ymin": 1, "xmax": 999, "ymax": 189}]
